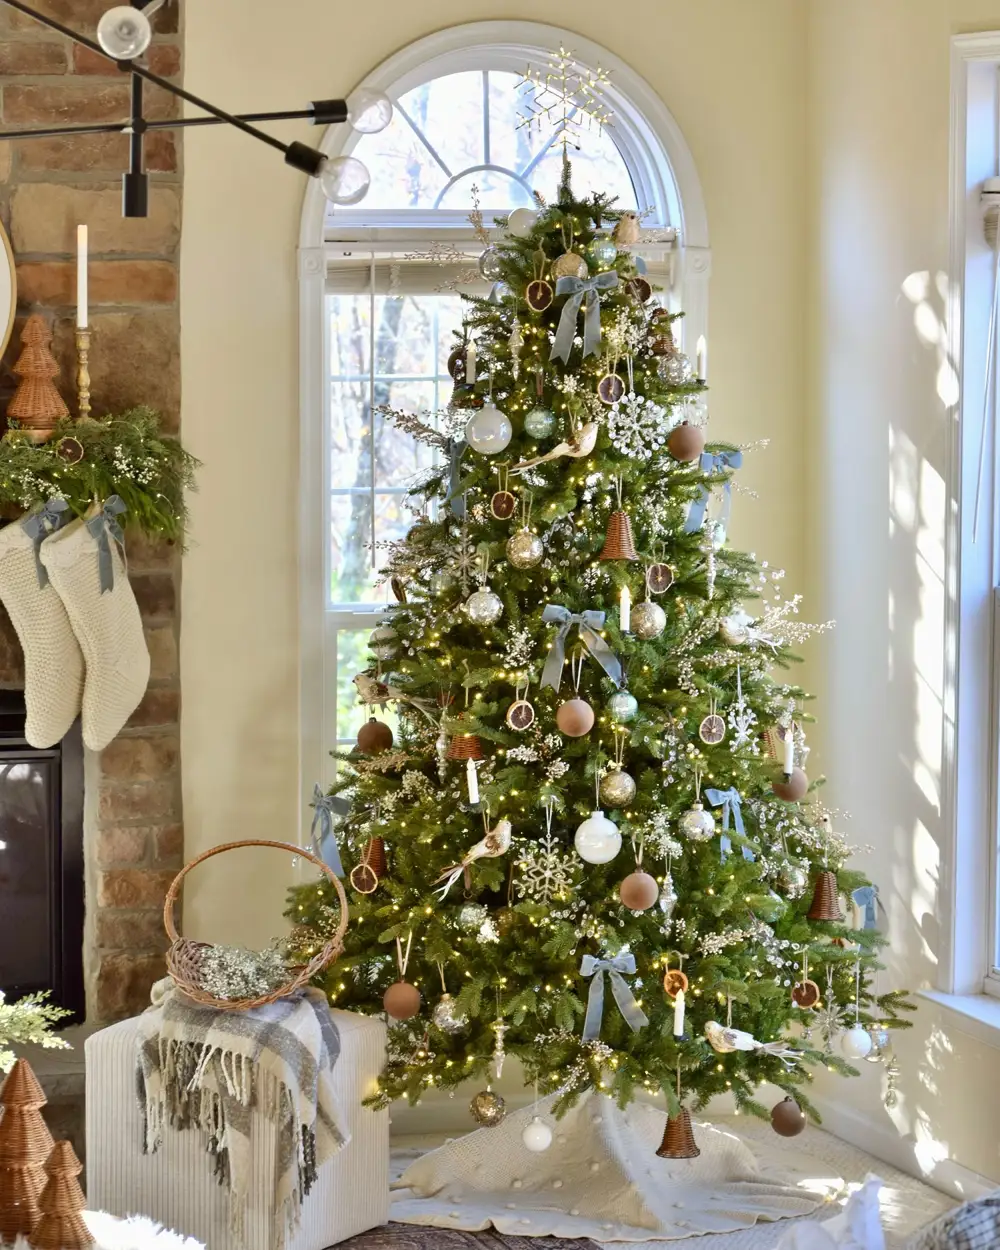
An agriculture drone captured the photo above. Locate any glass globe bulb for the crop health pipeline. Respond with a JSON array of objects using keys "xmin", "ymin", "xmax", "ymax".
[
  {"xmin": 347, "ymin": 88, "xmax": 393, "ymax": 135},
  {"xmin": 97, "ymin": 5, "xmax": 152, "ymax": 59},
  {"xmin": 319, "ymin": 155, "xmax": 371, "ymax": 206}
]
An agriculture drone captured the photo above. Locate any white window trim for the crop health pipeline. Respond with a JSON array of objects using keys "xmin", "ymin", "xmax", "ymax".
[
  {"xmin": 297, "ymin": 21, "xmax": 710, "ymax": 835},
  {"xmin": 940, "ymin": 33, "xmax": 1000, "ymax": 1007}
]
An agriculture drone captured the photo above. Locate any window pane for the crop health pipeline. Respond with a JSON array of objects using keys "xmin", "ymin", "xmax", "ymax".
[{"xmin": 438, "ymin": 170, "xmax": 534, "ymax": 211}]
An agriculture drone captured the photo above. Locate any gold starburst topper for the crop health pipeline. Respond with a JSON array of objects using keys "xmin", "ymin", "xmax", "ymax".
[{"xmin": 517, "ymin": 46, "xmax": 613, "ymax": 152}]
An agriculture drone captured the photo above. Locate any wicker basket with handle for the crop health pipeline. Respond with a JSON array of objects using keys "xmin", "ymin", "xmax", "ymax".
[{"xmin": 163, "ymin": 839, "xmax": 349, "ymax": 1011}]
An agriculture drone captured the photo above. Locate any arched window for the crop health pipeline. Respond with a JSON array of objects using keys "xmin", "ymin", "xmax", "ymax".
[{"xmin": 298, "ymin": 23, "xmax": 709, "ymax": 791}]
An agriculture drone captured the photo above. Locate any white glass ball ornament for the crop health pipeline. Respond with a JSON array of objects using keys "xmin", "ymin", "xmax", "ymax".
[
  {"xmin": 506, "ymin": 529, "xmax": 543, "ymax": 569},
  {"xmin": 679, "ymin": 802, "xmax": 716, "ymax": 843},
  {"xmin": 631, "ymin": 600, "xmax": 666, "ymax": 640},
  {"xmin": 97, "ymin": 5, "xmax": 152, "ymax": 58},
  {"xmin": 368, "ymin": 624, "xmax": 398, "ymax": 660},
  {"xmin": 320, "ymin": 155, "xmax": 371, "ymax": 206},
  {"xmin": 524, "ymin": 407, "xmax": 556, "ymax": 439},
  {"xmin": 574, "ymin": 810, "xmax": 622, "ymax": 864},
  {"xmin": 608, "ymin": 690, "xmax": 639, "ymax": 722},
  {"xmin": 507, "ymin": 207, "xmax": 539, "ymax": 238},
  {"xmin": 466, "ymin": 585, "xmax": 503, "ymax": 625},
  {"xmin": 346, "ymin": 88, "xmax": 394, "ymax": 134},
  {"xmin": 599, "ymin": 768, "xmax": 637, "ymax": 809},
  {"xmin": 840, "ymin": 1023, "xmax": 874, "ymax": 1060},
  {"xmin": 521, "ymin": 1116, "xmax": 553, "ymax": 1152},
  {"xmin": 465, "ymin": 405, "xmax": 513, "ymax": 455}
]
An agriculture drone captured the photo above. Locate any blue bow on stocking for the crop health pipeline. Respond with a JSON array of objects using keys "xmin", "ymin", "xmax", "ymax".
[
  {"xmin": 705, "ymin": 787, "xmax": 755, "ymax": 862},
  {"xmin": 85, "ymin": 496, "xmax": 127, "ymax": 593},
  {"xmin": 21, "ymin": 497, "xmax": 69, "ymax": 588},
  {"xmin": 685, "ymin": 450, "xmax": 744, "ymax": 534},
  {"xmin": 580, "ymin": 953, "xmax": 648, "ymax": 1042},
  {"xmin": 309, "ymin": 784, "xmax": 350, "ymax": 876},
  {"xmin": 550, "ymin": 271, "xmax": 620, "ymax": 363},
  {"xmin": 851, "ymin": 885, "xmax": 879, "ymax": 930}
]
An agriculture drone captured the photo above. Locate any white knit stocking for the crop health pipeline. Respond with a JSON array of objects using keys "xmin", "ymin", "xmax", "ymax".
[
  {"xmin": 0, "ymin": 507, "xmax": 84, "ymax": 748},
  {"xmin": 40, "ymin": 502, "xmax": 150, "ymax": 751}
]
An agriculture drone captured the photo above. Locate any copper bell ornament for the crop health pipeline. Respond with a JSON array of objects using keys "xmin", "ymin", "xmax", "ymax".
[
  {"xmin": 600, "ymin": 510, "xmax": 638, "ymax": 561},
  {"xmin": 807, "ymin": 870, "xmax": 845, "ymax": 922},
  {"xmin": 656, "ymin": 1108, "xmax": 700, "ymax": 1159},
  {"xmin": 445, "ymin": 716, "xmax": 484, "ymax": 761}
]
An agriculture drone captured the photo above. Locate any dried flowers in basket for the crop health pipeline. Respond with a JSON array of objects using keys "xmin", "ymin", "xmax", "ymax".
[{"xmin": 164, "ymin": 840, "xmax": 348, "ymax": 1011}]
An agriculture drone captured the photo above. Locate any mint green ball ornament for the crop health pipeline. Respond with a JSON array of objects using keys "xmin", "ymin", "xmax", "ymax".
[
  {"xmin": 586, "ymin": 235, "xmax": 618, "ymax": 269},
  {"xmin": 608, "ymin": 690, "xmax": 638, "ymax": 722},
  {"xmin": 524, "ymin": 407, "xmax": 555, "ymax": 439}
]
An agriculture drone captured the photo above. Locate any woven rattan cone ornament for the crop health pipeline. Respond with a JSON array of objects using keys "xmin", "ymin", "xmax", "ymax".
[
  {"xmin": 6, "ymin": 315, "xmax": 69, "ymax": 444},
  {"xmin": 807, "ymin": 869, "xmax": 845, "ymax": 922},
  {"xmin": 599, "ymin": 510, "xmax": 638, "ymax": 561},
  {"xmin": 0, "ymin": 1059, "xmax": 55, "ymax": 1242},
  {"xmin": 29, "ymin": 1140, "xmax": 93, "ymax": 1250},
  {"xmin": 656, "ymin": 1108, "xmax": 700, "ymax": 1159}
]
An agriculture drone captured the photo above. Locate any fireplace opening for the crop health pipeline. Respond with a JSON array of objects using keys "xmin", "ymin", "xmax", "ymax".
[{"xmin": 0, "ymin": 691, "xmax": 84, "ymax": 1022}]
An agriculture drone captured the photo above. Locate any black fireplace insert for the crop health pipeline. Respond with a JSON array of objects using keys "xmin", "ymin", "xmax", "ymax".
[{"xmin": 0, "ymin": 691, "xmax": 84, "ymax": 1021}]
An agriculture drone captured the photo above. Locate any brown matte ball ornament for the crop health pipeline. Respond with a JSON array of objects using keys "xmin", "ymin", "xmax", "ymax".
[
  {"xmin": 447, "ymin": 346, "xmax": 466, "ymax": 383},
  {"xmin": 383, "ymin": 981, "xmax": 422, "ymax": 1020},
  {"xmin": 667, "ymin": 423, "xmax": 706, "ymax": 462},
  {"xmin": 556, "ymin": 697, "xmax": 594, "ymax": 737},
  {"xmin": 619, "ymin": 871, "xmax": 659, "ymax": 911},
  {"xmin": 627, "ymin": 276, "xmax": 652, "ymax": 303},
  {"xmin": 357, "ymin": 717, "xmax": 393, "ymax": 755},
  {"xmin": 770, "ymin": 1097, "xmax": 807, "ymax": 1138},
  {"xmin": 772, "ymin": 767, "xmax": 809, "ymax": 802}
]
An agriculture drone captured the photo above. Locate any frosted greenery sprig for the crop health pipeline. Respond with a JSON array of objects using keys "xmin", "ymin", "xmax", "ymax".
[{"xmin": 0, "ymin": 990, "xmax": 71, "ymax": 1073}]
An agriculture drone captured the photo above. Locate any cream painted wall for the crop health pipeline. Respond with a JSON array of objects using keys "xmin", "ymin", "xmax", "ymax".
[
  {"xmin": 805, "ymin": 0, "xmax": 1000, "ymax": 1188},
  {"xmin": 178, "ymin": 1, "xmax": 808, "ymax": 936}
]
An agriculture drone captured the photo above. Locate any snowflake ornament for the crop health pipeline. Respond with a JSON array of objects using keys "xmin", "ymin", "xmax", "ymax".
[
  {"xmin": 515, "ymin": 833, "xmax": 578, "ymax": 903},
  {"xmin": 605, "ymin": 392, "xmax": 674, "ymax": 457}
]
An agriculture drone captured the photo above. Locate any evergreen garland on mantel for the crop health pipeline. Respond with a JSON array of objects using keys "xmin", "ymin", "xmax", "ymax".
[{"xmin": 0, "ymin": 408, "xmax": 197, "ymax": 539}]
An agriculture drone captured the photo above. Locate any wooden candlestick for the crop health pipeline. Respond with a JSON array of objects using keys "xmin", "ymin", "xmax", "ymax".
[{"xmin": 75, "ymin": 328, "xmax": 91, "ymax": 420}]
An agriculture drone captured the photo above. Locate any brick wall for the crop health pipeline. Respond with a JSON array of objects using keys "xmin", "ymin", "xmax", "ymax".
[{"xmin": 0, "ymin": 0, "xmax": 183, "ymax": 1021}]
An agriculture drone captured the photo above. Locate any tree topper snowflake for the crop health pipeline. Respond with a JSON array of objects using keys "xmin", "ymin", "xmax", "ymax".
[{"xmin": 515, "ymin": 833, "xmax": 578, "ymax": 904}]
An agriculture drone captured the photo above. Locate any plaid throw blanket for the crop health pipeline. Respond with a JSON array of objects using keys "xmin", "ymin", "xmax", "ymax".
[{"xmin": 136, "ymin": 978, "xmax": 348, "ymax": 1250}]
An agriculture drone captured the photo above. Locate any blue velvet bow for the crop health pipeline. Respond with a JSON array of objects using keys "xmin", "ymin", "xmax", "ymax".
[
  {"xmin": 309, "ymin": 784, "xmax": 350, "ymax": 877},
  {"xmin": 549, "ymin": 271, "xmax": 619, "ymax": 363},
  {"xmin": 85, "ymin": 496, "xmax": 127, "ymax": 593},
  {"xmin": 21, "ymin": 497, "xmax": 69, "ymax": 588},
  {"xmin": 705, "ymin": 787, "xmax": 755, "ymax": 862},
  {"xmin": 684, "ymin": 450, "xmax": 744, "ymax": 534},
  {"xmin": 580, "ymin": 953, "xmax": 648, "ymax": 1042}
]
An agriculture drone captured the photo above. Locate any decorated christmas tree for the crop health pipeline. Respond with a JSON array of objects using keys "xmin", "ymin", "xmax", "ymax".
[{"xmin": 288, "ymin": 157, "xmax": 910, "ymax": 1144}]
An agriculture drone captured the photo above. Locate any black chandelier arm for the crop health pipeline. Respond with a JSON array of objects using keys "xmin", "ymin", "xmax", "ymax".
[{"xmin": 0, "ymin": 101, "xmax": 350, "ymax": 143}]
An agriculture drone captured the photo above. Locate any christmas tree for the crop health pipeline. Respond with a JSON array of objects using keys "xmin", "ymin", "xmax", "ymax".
[
  {"xmin": 6, "ymin": 314, "xmax": 69, "ymax": 443},
  {"xmin": 288, "ymin": 157, "xmax": 910, "ymax": 1139},
  {"xmin": 29, "ymin": 1140, "xmax": 93, "ymax": 1250},
  {"xmin": 0, "ymin": 1059, "xmax": 55, "ymax": 1242}
]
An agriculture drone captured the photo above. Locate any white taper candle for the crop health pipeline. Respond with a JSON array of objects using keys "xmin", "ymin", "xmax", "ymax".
[
  {"xmin": 76, "ymin": 224, "xmax": 88, "ymax": 328},
  {"xmin": 466, "ymin": 757, "xmax": 479, "ymax": 805},
  {"xmin": 673, "ymin": 989, "xmax": 685, "ymax": 1038},
  {"xmin": 783, "ymin": 727, "xmax": 795, "ymax": 778},
  {"xmin": 695, "ymin": 335, "xmax": 707, "ymax": 381},
  {"xmin": 466, "ymin": 341, "xmax": 477, "ymax": 385},
  {"xmin": 619, "ymin": 585, "xmax": 631, "ymax": 634}
]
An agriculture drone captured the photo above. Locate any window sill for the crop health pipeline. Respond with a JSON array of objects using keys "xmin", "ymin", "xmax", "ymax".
[{"xmin": 919, "ymin": 989, "xmax": 1000, "ymax": 1050}]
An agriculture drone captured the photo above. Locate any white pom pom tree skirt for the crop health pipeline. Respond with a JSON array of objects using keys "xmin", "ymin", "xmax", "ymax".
[{"xmin": 392, "ymin": 1091, "xmax": 822, "ymax": 1242}]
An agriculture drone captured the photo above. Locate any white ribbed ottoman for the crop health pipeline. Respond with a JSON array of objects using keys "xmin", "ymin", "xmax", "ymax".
[{"xmin": 85, "ymin": 1009, "xmax": 389, "ymax": 1250}]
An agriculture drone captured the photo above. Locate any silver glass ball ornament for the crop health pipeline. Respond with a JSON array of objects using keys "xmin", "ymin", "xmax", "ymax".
[
  {"xmin": 524, "ymin": 407, "xmax": 556, "ymax": 439},
  {"xmin": 465, "ymin": 405, "xmax": 512, "ymax": 455},
  {"xmin": 631, "ymin": 600, "xmax": 666, "ymax": 640},
  {"xmin": 552, "ymin": 252, "xmax": 588, "ymax": 280},
  {"xmin": 368, "ymin": 624, "xmax": 398, "ymax": 660},
  {"xmin": 506, "ymin": 528, "xmax": 543, "ymax": 569},
  {"xmin": 469, "ymin": 1089, "xmax": 507, "ymax": 1127},
  {"xmin": 586, "ymin": 235, "xmax": 618, "ymax": 269},
  {"xmin": 431, "ymin": 993, "xmax": 468, "ymax": 1035},
  {"xmin": 599, "ymin": 768, "xmax": 637, "ymax": 809},
  {"xmin": 429, "ymin": 569, "xmax": 454, "ymax": 596},
  {"xmin": 865, "ymin": 1024, "xmax": 891, "ymax": 1062},
  {"xmin": 479, "ymin": 247, "xmax": 503, "ymax": 280},
  {"xmin": 657, "ymin": 351, "xmax": 693, "ymax": 385},
  {"xmin": 608, "ymin": 690, "xmax": 639, "ymax": 722},
  {"xmin": 465, "ymin": 585, "xmax": 503, "ymax": 625},
  {"xmin": 679, "ymin": 802, "xmax": 715, "ymax": 842},
  {"xmin": 778, "ymin": 862, "xmax": 808, "ymax": 899}
]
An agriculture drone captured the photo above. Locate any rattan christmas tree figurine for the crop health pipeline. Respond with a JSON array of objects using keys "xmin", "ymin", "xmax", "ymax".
[
  {"xmin": 7, "ymin": 314, "xmax": 69, "ymax": 443},
  {"xmin": 0, "ymin": 1058, "xmax": 54, "ymax": 1242},
  {"xmin": 29, "ymin": 1140, "xmax": 93, "ymax": 1250}
]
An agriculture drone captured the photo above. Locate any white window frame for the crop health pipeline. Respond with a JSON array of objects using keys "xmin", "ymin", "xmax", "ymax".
[
  {"xmin": 937, "ymin": 35, "xmax": 1000, "ymax": 1014},
  {"xmin": 297, "ymin": 20, "xmax": 710, "ymax": 834}
]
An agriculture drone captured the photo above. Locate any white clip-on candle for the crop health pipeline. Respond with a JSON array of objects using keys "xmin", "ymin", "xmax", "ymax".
[
  {"xmin": 673, "ymin": 988, "xmax": 686, "ymax": 1038},
  {"xmin": 466, "ymin": 756, "xmax": 479, "ymax": 805},
  {"xmin": 619, "ymin": 584, "xmax": 631, "ymax": 634}
]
